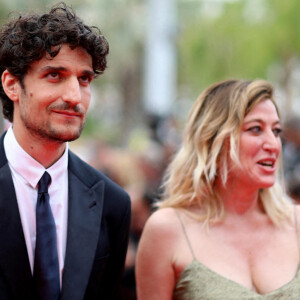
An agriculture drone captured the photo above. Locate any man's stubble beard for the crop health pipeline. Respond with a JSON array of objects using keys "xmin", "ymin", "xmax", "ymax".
[{"xmin": 22, "ymin": 117, "xmax": 86, "ymax": 143}]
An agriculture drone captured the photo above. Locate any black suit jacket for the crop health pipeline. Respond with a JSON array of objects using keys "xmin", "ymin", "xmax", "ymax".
[{"xmin": 0, "ymin": 133, "xmax": 131, "ymax": 300}]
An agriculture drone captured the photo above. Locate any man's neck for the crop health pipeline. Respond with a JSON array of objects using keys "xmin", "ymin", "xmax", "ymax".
[{"xmin": 12, "ymin": 126, "xmax": 67, "ymax": 168}]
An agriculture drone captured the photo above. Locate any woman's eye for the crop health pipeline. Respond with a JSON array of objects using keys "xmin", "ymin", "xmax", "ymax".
[
  {"xmin": 249, "ymin": 126, "xmax": 261, "ymax": 133},
  {"xmin": 273, "ymin": 128, "xmax": 282, "ymax": 137}
]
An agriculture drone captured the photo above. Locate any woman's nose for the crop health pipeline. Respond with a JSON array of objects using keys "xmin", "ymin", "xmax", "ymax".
[{"xmin": 262, "ymin": 130, "xmax": 281, "ymax": 152}]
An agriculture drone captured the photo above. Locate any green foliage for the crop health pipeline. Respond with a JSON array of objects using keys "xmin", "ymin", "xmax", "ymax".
[{"xmin": 178, "ymin": 0, "xmax": 300, "ymax": 99}]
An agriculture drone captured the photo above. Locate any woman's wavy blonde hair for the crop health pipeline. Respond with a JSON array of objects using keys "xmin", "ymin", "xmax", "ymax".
[{"xmin": 158, "ymin": 79, "xmax": 292, "ymax": 226}]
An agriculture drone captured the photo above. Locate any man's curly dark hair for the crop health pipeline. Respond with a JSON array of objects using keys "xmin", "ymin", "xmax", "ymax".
[{"xmin": 0, "ymin": 2, "xmax": 109, "ymax": 122}]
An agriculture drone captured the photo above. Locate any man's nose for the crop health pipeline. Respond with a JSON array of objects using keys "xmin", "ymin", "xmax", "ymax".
[{"xmin": 62, "ymin": 77, "xmax": 81, "ymax": 105}]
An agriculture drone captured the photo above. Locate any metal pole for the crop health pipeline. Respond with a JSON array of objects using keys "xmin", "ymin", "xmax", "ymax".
[{"xmin": 143, "ymin": 0, "xmax": 177, "ymax": 117}]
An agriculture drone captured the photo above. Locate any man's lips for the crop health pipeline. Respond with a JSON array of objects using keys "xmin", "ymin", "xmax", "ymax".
[
  {"xmin": 49, "ymin": 103, "xmax": 85, "ymax": 117},
  {"xmin": 52, "ymin": 110, "xmax": 83, "ymax": 117}
]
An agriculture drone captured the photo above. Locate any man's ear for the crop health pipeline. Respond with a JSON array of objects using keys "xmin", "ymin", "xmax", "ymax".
[{"xmin": 1, "ymin": 70, "xmax": 21, "ymax": 102}]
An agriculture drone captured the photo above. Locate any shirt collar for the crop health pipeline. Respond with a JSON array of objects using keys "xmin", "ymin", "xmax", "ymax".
[{"xmin": 4, "ymin": 126, "xmax": 69, "ymax": 189}]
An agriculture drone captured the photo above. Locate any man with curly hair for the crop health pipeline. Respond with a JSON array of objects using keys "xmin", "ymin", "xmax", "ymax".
[{"xmin": 0, "ymin": 2, "xmax": 131, "ymax": 300}]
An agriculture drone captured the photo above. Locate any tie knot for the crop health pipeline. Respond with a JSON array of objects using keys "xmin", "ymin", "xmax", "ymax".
[{"xmin": 38, "ymin": 172, "xmax": 51, "ymax": 194}]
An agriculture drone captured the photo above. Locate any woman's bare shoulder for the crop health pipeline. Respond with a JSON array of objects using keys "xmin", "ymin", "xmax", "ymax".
[
  {"xmin": 141, "ymin": 207, "xmax": 201, "ymax": 246},
  {"xmin": 137, "ymin": 208, "xmax": 181, "ymax": 266},
  {"xmin": 294, "ymin": 204, "xmax": 300, "ymax": 221},
  {"xmin": 143, "ymin": 207, "xmax": 180, "ymax": 235},
  {"xmin": 136, "ymin": 207, "xmax": 180, "ymax": 299}
]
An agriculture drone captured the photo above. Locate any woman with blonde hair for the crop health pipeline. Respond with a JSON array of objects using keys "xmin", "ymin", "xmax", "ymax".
[{"xmin": 136, "ymin": 79, "xmax": 300, "ymax": 299}]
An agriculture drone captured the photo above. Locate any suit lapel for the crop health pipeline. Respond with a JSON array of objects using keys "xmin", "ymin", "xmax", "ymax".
[
  {"xmin": 0, "ymin": 133, "xmax": 33, "ymax": 299},
  {"xmin": 61, "ymin": 154, "xmax": 105, "ymax": 300}
]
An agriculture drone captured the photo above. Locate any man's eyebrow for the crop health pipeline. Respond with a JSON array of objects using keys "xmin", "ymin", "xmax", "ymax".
[
  {"xmin": 39, "ymin": 66, "xmax": 95, "ymax": 77},
  {"xmin": 81, "ymin": 70, "xmax": 96, "ymax": 78},
  {"xmin": 39, "ymin": 66, "xmax": 68, "ymax": 73}
]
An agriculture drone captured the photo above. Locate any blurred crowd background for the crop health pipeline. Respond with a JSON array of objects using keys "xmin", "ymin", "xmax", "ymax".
[{"xmin": 1, "ymin": 0, "xmax": 300, "ymax": 299}]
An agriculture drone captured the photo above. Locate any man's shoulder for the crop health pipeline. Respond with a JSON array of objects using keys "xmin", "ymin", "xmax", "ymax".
[
  {"xmin": 68, "ymin": 150, "xmax": 130, "ymax": 201},
  {"xmin": 68, "ymin": 150, "xmax": 103, "ymax": 180}
]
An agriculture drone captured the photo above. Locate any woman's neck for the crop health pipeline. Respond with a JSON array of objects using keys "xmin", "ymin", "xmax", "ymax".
[{"xmin": 216, "ymin": 176, "xmax": 262, "ymax": 216}]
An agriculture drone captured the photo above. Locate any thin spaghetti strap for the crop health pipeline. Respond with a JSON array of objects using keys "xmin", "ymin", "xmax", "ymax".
[
  {"xmin": 294, "ymin": 206, "xmax": 300, "ymax": 260},
  {"xmin": 174, "ymin": 209, "xmax": 196, "ymax": 260}
]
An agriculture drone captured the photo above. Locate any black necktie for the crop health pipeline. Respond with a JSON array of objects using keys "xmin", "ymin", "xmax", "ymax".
[{"xmin": 34, "ymin": 171, "xmax": 60, "ymax": 300}]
